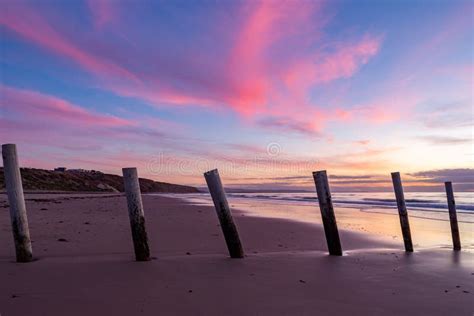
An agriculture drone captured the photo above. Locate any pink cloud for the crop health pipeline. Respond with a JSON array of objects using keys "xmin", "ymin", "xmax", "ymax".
[
  {"xmin": 282, "ymin": 36, "xmax": 381, "ymax": 111},
  {"xmin": 263, "ymin": 35, "xmax": 382, "ymax": 134},
  {"xmin": 0, "ymin": 85, "xmax": 406, "ymax": 186},
  {"xmin": 0, "ymin": 85, "xmax": 133, "ymax": 127},
  {"xmin": 315, "ymin": 36, "xmax": 381, "ymax": 84},
  {"xmin": 258, "ymin": 117, "xmax": 323, "ymax": 136},
  {"xmin": 110, "ymin": 82, "xmax": 217, "ymax": 108},
  {"xmin": 0, "ymin": 1, "xmax": 137, "ymax": 82},
  {"xmin": 222, "ymin": 1, "xmax": 382, "ymax": 133},
  {"xmin": 224, "ymin": 1, "xmax": 303, "ymax": 115},
  {"xmin": 87, "ymin": 0, "xmax": 117, "ymax": 28},
  {"xmin": 223, "ymin": 1, "xmax": 326, "ymax": 117},
  {"xmin": 0, "ymin": 0, "xmax": 383, "ymax": 136},
  {"xmin": 359, "ymin": 93, "xmax": 421, "ymax": 124},
  {"xmin": 315, "ymin": 92, "xmax": 420, "ymax": 128},
  {"xmin": 0, "ymin": 84, "xmax": 197, "ymax": 152},
  {"xmin": 355, "ymin": 140, "xmax": 371, "ymax": 146},
  {"xmin": 0, "ymin": 85, "xmax": 165, "ymax": 152}
]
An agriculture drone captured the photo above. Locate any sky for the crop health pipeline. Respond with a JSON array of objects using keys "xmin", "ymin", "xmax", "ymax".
[{"xmin": 0, "ymin": 0, "xmax": 473, "ymax": 192}]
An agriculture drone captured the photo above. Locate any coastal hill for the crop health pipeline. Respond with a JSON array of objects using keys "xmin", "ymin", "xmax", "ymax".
[{"xmin": 0, "ymin": 167, "xmax": 199, "ymax": 193}]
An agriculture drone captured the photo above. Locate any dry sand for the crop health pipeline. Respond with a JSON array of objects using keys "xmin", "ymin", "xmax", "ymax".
[{"xmin": 0, "ymin": 194, "xmax": 473, "ymax": 315}]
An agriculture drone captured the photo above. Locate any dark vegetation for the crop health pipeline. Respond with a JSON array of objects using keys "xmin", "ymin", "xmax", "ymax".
[{"xmin": 0, "ymin": 168, "xmax": 199, "ymax": 193}]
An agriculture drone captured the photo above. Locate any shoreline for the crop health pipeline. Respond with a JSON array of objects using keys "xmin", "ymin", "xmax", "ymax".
[
  {"xmin": 168, "ymin": 193, "xmax": 474, "ymax": 251},
  {"xmin": 1, "ymin": 194, "xmax": 473, "ymax": 315}
]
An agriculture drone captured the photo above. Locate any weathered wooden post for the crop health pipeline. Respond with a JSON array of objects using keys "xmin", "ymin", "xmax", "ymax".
[
  {"xmin": 445, "ymin": 182, "xmax": 461, "ymax": 251},
  {"xmin": 2, "ymin": 144, "xmax": 33, "ymax": 262},
  {"xmin": 312, "ymin": 170, "xmax": 343, "ymax": 256},
  {"xmin": 122, "ymin": 167, "xmax": 150, "ymax": 261},
  {"xmin": 391, "ymin": 172, "xmax": 414, "ymax": 252},
  {"xmin": 204, "ymin": 169, "xmax": 244, "ymax": 258}
]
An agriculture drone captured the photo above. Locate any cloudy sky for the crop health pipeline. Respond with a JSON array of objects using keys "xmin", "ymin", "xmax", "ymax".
[{"xmin": 1, "ymin": 0, "xmax": 472, "ymax": 191}]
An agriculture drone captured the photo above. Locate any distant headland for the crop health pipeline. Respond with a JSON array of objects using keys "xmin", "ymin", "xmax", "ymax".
[{"xmin": 0, "ymin": 167, "xmax": 199, "ymax": 193}]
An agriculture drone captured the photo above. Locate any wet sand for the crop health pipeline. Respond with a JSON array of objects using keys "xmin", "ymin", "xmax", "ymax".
[
  {"xmin": 0, "ymin": 194, "xmax": 473, "ymax": 315},
  {"xmin": 200, "ymin": 195, "xmax": 474, "ymax": 250}
]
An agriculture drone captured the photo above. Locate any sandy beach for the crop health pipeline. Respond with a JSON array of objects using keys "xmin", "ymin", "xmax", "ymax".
[
  {"xmin": 192, "ymin": 193, "xmax": 474, "ymax": 250},
  {"xmin": 2, "ymin": 0, "xmax": 473, "ymax": 314},
  {"xmin": 0, "ymin": 193, "xmax": 473, "ymax": 315}
]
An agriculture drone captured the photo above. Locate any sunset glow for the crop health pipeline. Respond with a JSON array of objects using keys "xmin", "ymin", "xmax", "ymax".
[{"xmin": 1, "ymin": 0, "xmax": 472, "ymax": 191}]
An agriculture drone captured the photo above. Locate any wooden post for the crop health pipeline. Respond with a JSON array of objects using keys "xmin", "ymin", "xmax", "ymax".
[
  {"xmin": 122, "ymin": 167, "xmax": 150, "ymax": 261},
  {"xmin": 313, "ymin": 171, "xmax": 342, "ymax": 256},
  {"xmin": 2, "ymin": 144, "xmax": 33, "ymax": 262},
  {"xmin": 204, "ymin": 169, "xmax": 244, "ymax": 258},
  {"xmin": 391, "ymin": 172, "xmax": 414, "ymax": 252},
  {"xmin": 445, "ymin": 182, "xmax": 461, "ymax": 251}
]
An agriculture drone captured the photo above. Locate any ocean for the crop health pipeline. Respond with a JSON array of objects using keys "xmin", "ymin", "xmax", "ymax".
[
  {"xmin": 169, "ymin": 191, "xmax": 474, "ymax": 225},
  {"xmin": 180, "ymin": 191, "xmax": 474, "ymax": 213}
]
